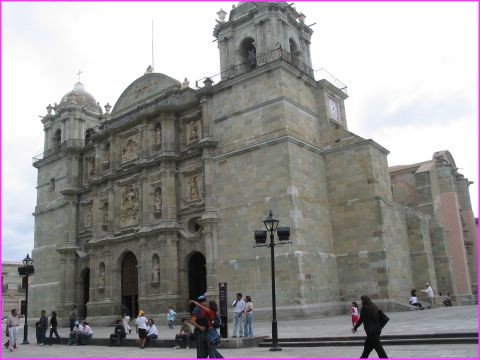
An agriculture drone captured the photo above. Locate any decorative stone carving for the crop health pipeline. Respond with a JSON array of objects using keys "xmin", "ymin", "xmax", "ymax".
[
  {"xmin": 154, "ymin": 124, "xmax": 161, "ymax": 147},
  {"xmin": 97, "ymin": 270, "xmax": 105, "ymax": 288},
  {"xmin": 187, "ymin": 174, "xmax": 202, "ymax": 201},
  {"xmin": 84, "ymin": 206, "xmax": 93, "ymax": 228},
  {"xmin": 153, "ymin": 187, "xmax": 162, "ymax": 218},
  {"xmin": 85, "ymin": 157, "xmax": 95, "ymax": 178},
  {"xmin": 187, "ymin": 120, "xmax": 200, "ymax": 144},
  {"xmin": 104, "ymin": 144, "xmax": 110, "ymax": 163},
  {"xmin": 151, "ymin": 255, "xmax": 160, "ymax": 284},
  {"xmin": 102, "ymin": 202, "xmax": 109, "ymax": 224},
  {"xmin": 121, "ymin": 138, "xmax": 139, "ymax": 163},
  {"xmin": 119, "ymin": 184, "xmax": 139, "ymax": 227}
]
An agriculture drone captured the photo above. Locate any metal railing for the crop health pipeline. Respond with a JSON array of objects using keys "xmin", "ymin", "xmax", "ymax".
[
  {"xmin": 195, "ymin": 48, "xmax": 348, "ymax": 96},
  {"xmin": 32, "ymin": 139, "xmax": 85, "ymax": 163},
  {"xmin": 315, "ymin": 68, "xmax": 348, "ymax": 95},
  {"xmin": 197, "ymin": 47, "xmax": 315, "ymax": 86}
]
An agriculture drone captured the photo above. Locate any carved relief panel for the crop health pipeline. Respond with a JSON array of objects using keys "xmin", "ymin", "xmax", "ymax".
[
  {"xmin": 80, "ymin": 202, "xmax": 94, "ymax": 231},
  {"xmin": 83, "ymin": 156, "xmax": 95, "ymax": 182},
  {"xmin": 119, "ymin": 183, "xmax": 139, "ymax": 227},
  {"xmin": 182, "ymin": 172, "xmax": 203, "ymax": 205},
  {"xmin": 186, "ymin": 119, "xmax": 201, "ymax": 145},
  {"xmin": 121, "ymin": 135, "xmax": 139, "ymax": 163}
]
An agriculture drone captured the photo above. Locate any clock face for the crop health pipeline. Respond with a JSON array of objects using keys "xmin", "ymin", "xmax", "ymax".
[{"xmin": 328, "ymin": 98, "xmax": 339, "ymax": 120}]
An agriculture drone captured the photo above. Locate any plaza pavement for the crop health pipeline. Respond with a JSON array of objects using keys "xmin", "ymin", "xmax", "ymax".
[{"xmin": 2, "ymin": 305, "xmax": 478, "ymax": 358}]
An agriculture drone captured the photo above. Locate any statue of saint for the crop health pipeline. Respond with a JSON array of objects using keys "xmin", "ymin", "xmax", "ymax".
[
  {"xmin": 152, "ymin": 258, "xmax": 160, "ymax": 283},
  {"xmin": 154, "ymin": 125, "xmax": 161, "ymax": 146},
  {"xmin": 154, "ymin": 188, "xmax": 162, "ymax": 213},
  {"xmin": 97, "ymin": 271, "xmax": 105, "ymax": 288}
]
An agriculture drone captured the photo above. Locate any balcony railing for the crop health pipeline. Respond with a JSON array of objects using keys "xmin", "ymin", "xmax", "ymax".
[
  {"xmin": 32, "ymin": 139, "xmax": 85, "ymax": 163},
  {"xmin": 196, "ymin": 47, "xmax": 347, "ymax": 95}
]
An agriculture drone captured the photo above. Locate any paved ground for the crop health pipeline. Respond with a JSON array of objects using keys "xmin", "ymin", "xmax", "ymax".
[{"xmin": 2, "ymin": 305, "xmax": 478, "ymax": 358}]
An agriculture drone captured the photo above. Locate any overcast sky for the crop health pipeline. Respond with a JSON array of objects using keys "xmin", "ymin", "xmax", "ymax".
[{"xmin": 2, "ymin": 1, "xmax": 478, "ymax": 261}]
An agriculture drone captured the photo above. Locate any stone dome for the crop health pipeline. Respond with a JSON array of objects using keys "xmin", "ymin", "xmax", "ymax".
[
  {"xmin": 59, "ymin": 82, "xmax": 102, "ymax": 114},
  {"xmin": 112, "ymin": 72, "xmax": 181, "ymax": 115}
]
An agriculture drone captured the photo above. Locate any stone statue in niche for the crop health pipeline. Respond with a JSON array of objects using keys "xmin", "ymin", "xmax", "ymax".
[
  {"xmin": 121, "ymin": 138, "xmax": 138, "ymax": 163},
  {"xmin": 153, "ymin": 187, "xmax": 162, "ymax": 217},
  {"xmin": 152, "ymin": 257, "xmax": 160, "ymax": 283},
  {"xmin": 97, "ymin": 270, "xmax": 105, "ymax": 288},
  {"xmin": 187, "ymin": 120, "xmax": 200, "ymax": 144},
  {"xmin": 154, "ymin": 125, "xmax": 161, "ymax": 146},
  {"xmin": 188, "ymin": 175, "xmax": 201, "ymax": 201},
  {"xmin": 103, "ymin": 203, "xmax": 109, "ymax": 224},
  {"xmin": 104, "ymin": 145, "xmax": 110, "ymax": 163},
  {"xmin": 119, "ymin": 184, "xmax": 138, "ymax": 227},
  {"xmin": 84, "ymin": 206, "xmax": 93, "ymax": 228}
]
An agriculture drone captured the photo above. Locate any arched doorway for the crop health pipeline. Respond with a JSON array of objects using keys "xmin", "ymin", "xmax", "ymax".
[
  {"xmin": 82, "ymin": 269, "xmax": 90, "ymax": 319},
  {"xmin": 188, "ymin": 252, "xmax": 207, "ymax": 312},
  {"xmin": 121, "ymin": 252, "xmax": 138, "ymax": 318}
]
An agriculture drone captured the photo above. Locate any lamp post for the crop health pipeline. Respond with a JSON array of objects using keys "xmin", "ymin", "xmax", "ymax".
[
  {"xmin": 18, "ymin": 254, "xmax": 34, "ymax": 345},
  {"xmin": 254, "ymin": 210, "xmax": 290, "ymax": 351}
]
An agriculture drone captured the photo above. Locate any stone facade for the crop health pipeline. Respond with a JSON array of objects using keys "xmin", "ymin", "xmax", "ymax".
[
  {"xmin": 31, "ymin": 2, "xmax": 476, "ymax": 325},
  {"xmin": 1, "ymin": 262, "xmax": 31, "ymax": 318}
]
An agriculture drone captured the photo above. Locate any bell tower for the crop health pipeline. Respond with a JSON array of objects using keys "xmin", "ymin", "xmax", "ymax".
[{"xmin": 213, "ymin": 2, "xmax": 313, "ymax": 80}]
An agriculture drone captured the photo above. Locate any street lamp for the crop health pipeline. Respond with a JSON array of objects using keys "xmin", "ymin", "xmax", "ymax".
[
  {"xmin": 18, "ymin": 253, "xmax": 34, "ymax": 345},
  {"xmin": 254, "ymin": 210, "xmax": 290, "ymax": 351}
]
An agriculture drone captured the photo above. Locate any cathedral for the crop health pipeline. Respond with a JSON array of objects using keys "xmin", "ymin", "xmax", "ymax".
[{"xmin": 31, "ymin": 2, "xmax": 477, "ymax": 324}]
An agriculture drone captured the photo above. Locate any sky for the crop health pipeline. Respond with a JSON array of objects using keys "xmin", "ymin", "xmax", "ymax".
[{"xmin": 1, "ymin": 1, "xmax": 478, "ymax": 261}]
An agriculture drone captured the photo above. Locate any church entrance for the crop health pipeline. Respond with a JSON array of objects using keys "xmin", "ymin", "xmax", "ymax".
[
  {"xmin": 188, "ymin": 252, "xmax": 207, "ymax": 312},
  {"xmin": 81, "ymin": 268, "xmax": 90, "ymax": 319},
  {"xmin": 121, "ymin": 252, "xmax": 138, "ymax": 318}
]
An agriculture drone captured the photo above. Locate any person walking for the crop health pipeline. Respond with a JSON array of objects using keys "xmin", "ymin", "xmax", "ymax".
[
  {"xmin": 421, "ymin": 283, "xmax": 435, "ymax": 308},
  {"xmin": 243, "ymin": 295, "xmax": 254, "ymax": 337},
  {"xmin": 5, "ymin": 309, "xmax": 21, "ymax": 352},
  {"xmin": 191, "ymin": 298, "xmax": 223, "ymax": 358},
  {"xmin": 38, "ymin": 310, "xmax": 49, "ymax": 345},
  {"xmin": 351, "ymin": 301, "xmax": 360, "ymax": 327},
  {"xmin": 190, "ymin": 295, "xmax": 210, "ymax": 358},
  {"xmin": 231, "ymin": 292, "xmax": 245, "ymax": 337},
  {"xmin": 121, "ymin": 305, "xmax": 131, "ymax": 335},
  {"xmin": 134, "ymin": 310, "xmax": 148, "ymax": 349},
  {"xmin": 68, "ymin": 305, "xmax": 77, "ymax": 332},
  {"xmin": 48, "ymin": 311, "xmax": 61, "ymax": 344},
  {"xmin": 167, "ymin": 305, "xmax": 176, "ymax": 329},
  {"xmin": 352, "ymin": 295, "xmax": 388, "ymax": 358}
]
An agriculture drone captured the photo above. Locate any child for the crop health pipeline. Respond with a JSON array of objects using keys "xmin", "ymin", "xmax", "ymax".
[
  {"xmin": 351, "ymin": 302, "xmax": 359, "ymax": 327},
  {"xmin": 167, "ymin": 305, "xmax": 176, "ymax": 329}
]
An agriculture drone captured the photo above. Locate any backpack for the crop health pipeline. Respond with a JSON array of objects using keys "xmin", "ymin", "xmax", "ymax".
[{"xmin": 212, "ymin": 313, "xmax": 221, "ymax": 329}]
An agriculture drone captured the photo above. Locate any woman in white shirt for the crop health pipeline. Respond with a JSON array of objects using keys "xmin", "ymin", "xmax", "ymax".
[
  {"xmin": 135, "ymin": 310, "xmax": 148, "ymax": 349},
  {"xmin": 243, "ymin": 295, "xmax": 254, "ymax": 337},
  {"xmin": 145, "ymin": 318, "xmax": 158, "ymax": 347}
]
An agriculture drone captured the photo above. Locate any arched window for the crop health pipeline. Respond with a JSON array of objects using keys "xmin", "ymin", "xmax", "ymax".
[{"xmin": 239, "ymin": 37, "xmax": 256, "ymax": 69}]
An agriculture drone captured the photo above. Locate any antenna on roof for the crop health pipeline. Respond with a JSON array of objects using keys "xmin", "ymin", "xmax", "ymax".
[{"xmin": 151, "ymin": 20, "xmax": 155, "ymax": 72}]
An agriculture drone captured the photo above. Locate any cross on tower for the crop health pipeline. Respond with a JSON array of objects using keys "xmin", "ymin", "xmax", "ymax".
[{"xmin": 77, "ymin": 70, "xmax": 83, "ymax": 83}]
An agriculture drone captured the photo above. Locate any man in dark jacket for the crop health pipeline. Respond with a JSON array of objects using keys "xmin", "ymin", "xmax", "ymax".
[
  {"xmin": 352, "ymin": 295, "xmax": 388, "ymax": 358},
  {"xmin": 38, "ymin": 310, "xmax": 49, "ymax": 345},
  {"xmin": 109, "ymin": 320, "xmax": 126, "ymax": 346}
]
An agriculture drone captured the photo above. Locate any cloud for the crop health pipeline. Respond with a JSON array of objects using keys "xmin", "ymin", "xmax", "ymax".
[{"xmin": 359, "ymin": 93, "xmax": 475, "ymax": 132}]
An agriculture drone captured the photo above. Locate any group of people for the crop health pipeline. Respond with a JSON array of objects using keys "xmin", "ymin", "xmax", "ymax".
[
  {"xmin": 408, "ymin": 283, "xmax": 454, "ymax": 309},
  {"xmin": 231, "ymin": 292, "xmax": 254, "ymax": 338}
]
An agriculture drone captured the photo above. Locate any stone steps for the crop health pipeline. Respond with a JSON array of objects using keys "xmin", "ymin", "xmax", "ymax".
[{"xmin": 258, "ymin": 332, "xmax": 479, "ymax": 347}]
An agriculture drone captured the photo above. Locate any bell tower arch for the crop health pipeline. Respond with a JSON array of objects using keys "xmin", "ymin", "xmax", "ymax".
[{"xmin": 213, "ymin": 2, "xmax": 313, "ymax": 80}]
